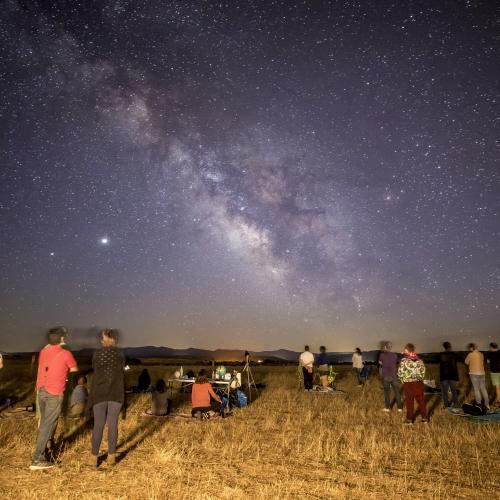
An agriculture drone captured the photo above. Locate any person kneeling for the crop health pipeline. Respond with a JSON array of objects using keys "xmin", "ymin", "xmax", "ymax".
[{"xmin": 191, "ymin": 370, "xmax": 221, "ymax": 419}]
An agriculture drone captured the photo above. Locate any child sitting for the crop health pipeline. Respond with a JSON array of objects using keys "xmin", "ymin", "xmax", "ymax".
[{"xmin": 68, "ymin": 376, "xmax": 88, "ymax": 418}]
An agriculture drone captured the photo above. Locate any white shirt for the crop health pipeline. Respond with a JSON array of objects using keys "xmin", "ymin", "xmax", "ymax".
[
  {"xmin": 352, "ymin": 352, "xmax": 363, "ymax": 369},
  {"xmin": 299, "ymin": 351, "xmax": 315, "ymax": 369}
]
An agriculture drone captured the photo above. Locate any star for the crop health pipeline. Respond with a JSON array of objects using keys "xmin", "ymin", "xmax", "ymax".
[{"xmin": 99, "ymin": 237, "xmax": 109, "ymax": 245}]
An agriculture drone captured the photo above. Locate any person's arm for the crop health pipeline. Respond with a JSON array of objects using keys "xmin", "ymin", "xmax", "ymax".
[
  {"xmin": 0, "ymin": 354, "xmax": 3, "ymax": 369},
  {"xmin": 208, "ymin": 384, "xmax": 221, "ymax": 403},
  {"xmin": 397, "ymin": 360, "xmax": 404, "ymax": 381},
  {"xmin": 66, "ymin": 351, "xmax": 78, "ymax": 373},
  {"xmin": 419, "ymin": 360, "xmax": 426, "ymax": 379},
  {"xmin": 464, "ymin": 353, "xmax": 470, "ymax": 366}
]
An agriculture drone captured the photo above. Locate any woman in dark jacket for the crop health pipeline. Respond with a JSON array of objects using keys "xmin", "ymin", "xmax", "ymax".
[
  {"xmin": 439, "ymin": 341, "xmax": 459, "ymax": 408},
  {"xmin": 87, "ymin": 329, "xmax": 125, "ymax": 467}
]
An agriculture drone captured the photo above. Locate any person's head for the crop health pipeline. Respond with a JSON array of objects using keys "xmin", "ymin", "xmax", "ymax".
[
  {"xmin": 319, "ymin": 346, "xmax": 326, "ymax": 353},
  {"xmin": 77, "ymin": 376, "xmax": 87, "ymax": 386},
  {"xmin": 355, "ymin": 348, "xmax": 362, "ymax": 355},
  {"xmin": 467, "ymin": 343, "xmax": 476, "ymax": 352},
  {"xmin": 47, "ymin": 326, "xmax": 68, "ymax": 345},
  {"xmin": 155, "ymin": 379, "xmax": 166, "ymax": 393},
  {"xmin": 304, "ymin": 345, "xmax": 310, "ymax": 352},
  {"xmin": 384, "ymin": 342, "xmax": 392, "ymax": 351},
  {"xmin": 443, "ymin": 341, "xmax": 452, "ymax": 351},
  {"xmin": 195, "ymin": 369, "xmax": 209, "ymax": 384},
  {"xmin": 490, "ymin": 342, "xmax": 498, "ymax": 351},
  {"xmin": 100, "ymin": 328, "xmax": 119, "ymax": 347},
  {"xmin": 404, "ymin": 343, "xmax": 415, "ymax": 354}
]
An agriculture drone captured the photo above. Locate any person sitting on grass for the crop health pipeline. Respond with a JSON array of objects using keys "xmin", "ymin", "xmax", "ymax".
[
  {"xmin": 191, "ymin": 369, "xmax": 221, "ymax": 419},
  {"xmin": 398, "ymin": 343, "xmax": 428, "ymax": 424},
  {"xmin": 145, "ymin": 379, "xmax": 169, "ymax": 416},
  {"xmin": 68, "ymin": 376, "xmax": 88, "ymax": 418},
  {"xmin": 138, "ymin": 368, "xmax": 151, "ymax": 391}
]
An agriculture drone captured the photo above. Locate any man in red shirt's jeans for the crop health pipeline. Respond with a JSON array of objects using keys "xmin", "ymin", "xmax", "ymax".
[{"xmin": 30, "ymin": 327, "xmax": 78, "ymax": 470}]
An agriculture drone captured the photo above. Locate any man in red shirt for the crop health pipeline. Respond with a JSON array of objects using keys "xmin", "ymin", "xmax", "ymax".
[{"xmin": 30, "ymin": 327, "xmax": 78, "ymax": 470}]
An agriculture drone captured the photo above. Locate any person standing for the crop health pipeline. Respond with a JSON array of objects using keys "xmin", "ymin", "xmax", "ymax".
[
  {"xmin": 439, "ymin": 342, "xmax": 459, "ymax": 408},
  {"xmin": 352, "ymin": 348, "xmax": 364, "ymax": 386},
  {"xmin": 30, "ymin": 327, "xmax": 78, "ymax": 470},
  {"xmin": 299, "ymin": 346, "xmax": 315, "ymax": 391},
  {"xmin": 378, "ymin": 342, "xmax": 402, "ymax": 412},
  {"xmin": 487, "ymin": 343, "xmax": 499, "ymax": 407},
  {"xmin": 316, "ymin": 346, "xmax": 330, "ymax": 389},
  {"xmin": 398, "ymin": 343, "xmax": 427, "ymax": 424},
  {"xmin": 87, "ymin": 329, "xmax": 125, "ymax": 467},
  {"xmin": 465, "ymin": 343, "xmax": 489, "ymax": 409}
]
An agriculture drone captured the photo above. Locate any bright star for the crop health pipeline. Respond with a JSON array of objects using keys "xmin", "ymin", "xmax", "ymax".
[{"xmin": 100, "ymin": 237, "xmax": 109, "ymax": 245}]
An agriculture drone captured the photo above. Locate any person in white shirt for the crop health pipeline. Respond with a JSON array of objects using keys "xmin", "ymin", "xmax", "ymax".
[
  {"xmin": 352, "ymin": 348, "xmax": 364, "ymax": 386},
  {"xmin": 299, "ymin": 346, "xmax": 315, "ymax": 391}
]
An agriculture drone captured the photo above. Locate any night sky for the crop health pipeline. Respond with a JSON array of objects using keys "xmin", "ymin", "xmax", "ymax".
[{"xmin": 1, "ymin": 1, "xmax": 499, "ymax": 353}]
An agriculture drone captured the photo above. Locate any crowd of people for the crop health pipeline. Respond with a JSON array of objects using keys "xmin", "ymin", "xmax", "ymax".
[
  {"xmin": 299, "ymin": 341, "xmax": 499, "ymax": 425},
  {"xmin": 24, "ymin": 326, "xmax": 232, "ymax": 470},
  {"xmin": 1, "ymin": 326, "xmax": 497, "ymax": 470}
]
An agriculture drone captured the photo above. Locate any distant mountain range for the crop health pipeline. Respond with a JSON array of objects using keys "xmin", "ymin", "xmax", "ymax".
[
  {"xmin": 75, "ymin": 347, "xmax": 448, "ymax": 363},
  {"xmin": 6, "ymin": 346, "xmax": 471, "ymax": 363}
]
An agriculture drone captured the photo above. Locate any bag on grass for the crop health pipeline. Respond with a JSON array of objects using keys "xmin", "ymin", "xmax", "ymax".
[
  {"xmin": 235, "ymin": 389, "xmax": 247, "ymax": 407},
  {"xmin": 462, "ymin": 402, "xmax": 486, "ymax": 416}
]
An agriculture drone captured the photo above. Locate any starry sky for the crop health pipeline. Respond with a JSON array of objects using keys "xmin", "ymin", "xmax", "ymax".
[{"xmin": 1, "ymin": 1, "xmax": 499, "ymax": 353}]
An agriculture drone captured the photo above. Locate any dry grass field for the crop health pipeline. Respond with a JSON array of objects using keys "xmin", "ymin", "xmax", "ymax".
[{"xmin": 0, "ymin": 359, "xmax": 499, "ymax": 499}]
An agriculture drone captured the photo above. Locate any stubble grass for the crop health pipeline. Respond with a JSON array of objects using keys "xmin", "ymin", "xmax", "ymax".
[{"xmin": 0, "ymin": 360, "xmax": 498, "ymax": 499}]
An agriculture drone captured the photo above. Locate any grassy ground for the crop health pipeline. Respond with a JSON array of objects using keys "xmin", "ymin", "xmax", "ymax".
[{"xmin": 0, "ymin": 360, "xmax": 498, "ymax": 499}]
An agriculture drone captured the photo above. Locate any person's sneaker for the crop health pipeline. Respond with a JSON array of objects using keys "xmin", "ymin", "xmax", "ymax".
[
  {"xmin": 107, "ymin": 453, "xmax": 116, "ymax": 466},
  {"xmin": 404, "ymin": 419, "xmax": 413, "ymax": 425},
  {"xmin": 29, "ymin": 460, "xmax": 55, "ymax": 471},
  {"xmin": 397, "ymin": 408, "xmax": 403, "ymax": 413},
  {"xmin": 382, "ymin": 408, "xmax": 390, "ymax": 412},
  {"xmin": 421, "ymin": 418, "xmax": 429, "ymax": 424}
]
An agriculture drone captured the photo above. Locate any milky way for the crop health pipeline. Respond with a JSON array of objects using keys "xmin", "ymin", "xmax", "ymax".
[{"xmin": 1, "ymin": 1, "xmax": 499, "ymax": 352}]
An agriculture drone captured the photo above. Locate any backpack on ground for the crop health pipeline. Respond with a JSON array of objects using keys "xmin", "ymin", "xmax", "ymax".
[
  {"xmin": 462, "ymin": 402, "xmax": 487, "ymax": 416},
  {"xmin": 235, "ymin": 389, "xmax": 248, "ymax": 407}
]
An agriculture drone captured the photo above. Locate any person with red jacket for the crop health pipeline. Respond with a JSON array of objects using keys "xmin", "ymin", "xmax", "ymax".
[
  {"xmin": 191, "ymin": 370, "xmax": 221, "ymax": 418},
  {"xmin": 30, "ymin": 327, "xmax": 78, "ymax": 470}
]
